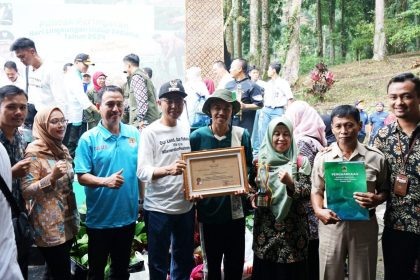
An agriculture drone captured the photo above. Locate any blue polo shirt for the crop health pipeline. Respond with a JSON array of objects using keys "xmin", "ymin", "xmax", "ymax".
[{"xmin": 74, "ymin": 121, "xmax": 140, "ymax": 229}]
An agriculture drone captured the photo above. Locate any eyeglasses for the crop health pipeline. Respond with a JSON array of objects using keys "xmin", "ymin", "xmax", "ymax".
[
  {"xmin": 160, "ymin": 98, "xmax": 185, "ymax": 106},
  {"xmin": 49, "ymin": 119, "xmax": 68, "ymax": 125},
  {"xmin": 104, "ymin": 101, "xmax": 124, "ymax": 109}
]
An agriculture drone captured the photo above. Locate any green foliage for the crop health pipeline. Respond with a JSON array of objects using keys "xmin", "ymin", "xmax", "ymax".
[{"xmin": 349, "ymin": 20, "xmax": 374, "ymax": 60}]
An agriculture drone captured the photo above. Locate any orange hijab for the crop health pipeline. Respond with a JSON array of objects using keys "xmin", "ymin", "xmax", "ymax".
[{"xmin": 25, "ymin": 107, "xmax": 70, "ymax": 160}]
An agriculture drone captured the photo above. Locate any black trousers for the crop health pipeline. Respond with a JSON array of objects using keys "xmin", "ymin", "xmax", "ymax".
[
  {"xmin": 86, "ymin": 223, "xmax": 135, "ymax": 280},
  {"xmin": 201, "ymin": 218, "xmax": 245, "ymax": 280},
  {"xmin": 38, "ymin": 239, "xmax": 73, "ymax": 280},
  {"xmin": 307, "ymin": 239, "xmax": 319, "ymax": 280},
  {"xmin": 63, "ymin": 123, "xmax": 81, "ymax": 159},
  {"xmin": 383, "ymin": 227, "xmax": 420, "ymax": 280},
  {"xmin": 252, "ymin": 255, "xmax": 306, "ymax": 280}
]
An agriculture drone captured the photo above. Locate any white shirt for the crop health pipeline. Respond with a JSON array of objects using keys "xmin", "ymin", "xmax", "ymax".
[
  {"xmin": 0, "ymin": 143, "xmax": 24, "ymax": 280},
  {"xmin": 216, "ymin": 73, "xmax": 234, "ymax": 90},
  {"xmin": 63, "ymin": 68, "xmax": 94, "ymax": 123},
  {"xmin": 137, "ymin": 120, "xmax": 193, "ymax": 214},
  {"xmin": 263, "ymin": 77, "xmax": 293, "ymax": 108},
  {"xmin": 184, "ymin": 80, "xmax": 209, "ymax": 125},
  {"xmin": 28, "ymin": 61, "xmax": 66, "ymax": 115},
  {"xmin": 0, "ymin": 74, "xmax": 25, "ymax": 90}
]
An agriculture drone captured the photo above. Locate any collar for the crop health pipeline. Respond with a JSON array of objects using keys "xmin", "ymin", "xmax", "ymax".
[
  {"xmin": 390, "ymin": 120, "xmax": 420, "ymax": 135},
  {"xmin": 97, "ymin": 121, "xmax": 128, "ymax": 140},
  {"xmin": 330, "ymin": 141, "xmax": 367, "ymax": 160},
  {"xmin": 235, "ymin": 77, "xmax": 249, "ymax": 84},
  {"xmin": 0, "ymin": 128, "xmax": 19, "ymax": 144}
]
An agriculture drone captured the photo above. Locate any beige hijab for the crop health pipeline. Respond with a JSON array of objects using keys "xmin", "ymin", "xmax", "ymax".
[{"xmin": 25, "ymin": 107, "xmax": 70, "ymax": 160}]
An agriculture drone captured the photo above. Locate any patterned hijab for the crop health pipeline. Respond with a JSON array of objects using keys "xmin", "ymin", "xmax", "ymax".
[
  {"xmin": 25, "ymin": 107, "xmax": 70, "ymax": 160},
  {"xmin": 258, "ymin": 116, "xmax": 311, "ymax": 221},
  {"xmin": 285, "ymin": 101, "xmax": 327, "ymax": 148}
]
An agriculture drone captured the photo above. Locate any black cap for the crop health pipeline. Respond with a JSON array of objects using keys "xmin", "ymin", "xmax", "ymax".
[
  {"xmin": 158, "ymin": 79, "xmax": 187, "ymax": 99},
  {"xmin": 74, "ymin": 53, "xmax": 95, "ymax": 66}
]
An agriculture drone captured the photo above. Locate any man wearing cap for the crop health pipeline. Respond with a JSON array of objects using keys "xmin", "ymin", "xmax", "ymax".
[
  {"xmin": 137, "ymin": 80, "xmax": 194, "ymax": 280},
  {"xmin": 123, "ymin": 53, "xmax": 159, "ymax": 129},
  {"xmin": 10, "ymin": 37, "xmax": 66, "ymax": 129},
  {"xmin": 75, "ymin": 85, "xmax": 140, "ymax": 280},
  {"xmin": 62, "ymin": 53, "xmax": 99, "ymax": 158},
  {"xmin": 355, "ymin": 100, "xmax": 369, "ymax": 143},
  {"xmin": 189, "ymin": 88, "xmax": 253, "ymax": 280},
  {"xmin": 368, "ymin": 102, "xmax": 389, "ymax": 146},
  {"xmin": 226, "ymin": 58, "xmax": 263, "ymax": 137}
]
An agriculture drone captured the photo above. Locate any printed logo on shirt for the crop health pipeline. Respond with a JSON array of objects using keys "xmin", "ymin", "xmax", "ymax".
[
  {"xmin": 128, "ymin": 138, "xmax": 137, "ymax": 148},
  {"xmin": 95, "ymin": 144, "xmax": 108, "ymax": 151},
  {"xmin": 159, "ymin": 136, "xmax": 190, "ymax": 154}
]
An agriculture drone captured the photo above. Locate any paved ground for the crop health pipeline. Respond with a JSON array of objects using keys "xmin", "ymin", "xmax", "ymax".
[{"xmin": 29, "ymin": 205, "xmax": 387, "ymax": 280}]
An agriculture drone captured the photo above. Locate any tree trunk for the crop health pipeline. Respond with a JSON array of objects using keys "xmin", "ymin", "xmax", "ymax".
[
  {"xmin": 225, "ymin": 0, "xmax": 234, "ymax": 58},
  {"xmin": 249, "ymin": 0, "xmax": 260, "ymax": 66},
  {"xmin": 316, "ymin": 0, "xmax": 323, "ymax": 57},
  {"xmin": 328, "ymin": 0, "xmax": 336, "ymax": 64},
  {"xmin": 340, "ymin": 0, "xmax": 346, "ymax": 60},
  {"xmin": 283, "ymin": 0, "xmax": 301, "ymax": 85},
  {"xmin": 373, "ymin": 0, "xmax": 386, "ymax": 61},
  {"xmin": 416, "ymin": 14, "xmax": 420, "ymax": 50},
  {"xmin": 233, "ymin": 0, "xmax": 242, "ymax": 58},
  {"xmin": 261, "ymin": 0, "xmax": 270, "ymax": 73}
]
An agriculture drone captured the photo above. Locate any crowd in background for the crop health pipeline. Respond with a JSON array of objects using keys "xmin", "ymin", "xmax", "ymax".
[{"xmin": 0, "ymin": 36, "xmax": 419, "ymax": 280}]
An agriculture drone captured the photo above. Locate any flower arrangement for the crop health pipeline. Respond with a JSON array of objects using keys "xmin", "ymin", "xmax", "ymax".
[{"xmin": 308, "ymin": 63, "xmax": 335, "ymax": 102}]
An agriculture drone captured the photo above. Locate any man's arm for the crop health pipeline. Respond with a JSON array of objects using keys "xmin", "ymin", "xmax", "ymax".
[
  {"xmin": 77, "ymin": 169, "xmax": 124, "ymax": 189},
  {"xmin": 311, "ymin": 153, "xmax": 341, "ymax": 224}
]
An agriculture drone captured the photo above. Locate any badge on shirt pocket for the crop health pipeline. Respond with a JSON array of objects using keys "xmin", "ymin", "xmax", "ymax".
[
  {"xmin": 394, "ymin": 174, "xmax": 408, "ymax": 197},
  {"xmin": 128, "ymin": 138, "xmax": 136, "ymax": 148}
]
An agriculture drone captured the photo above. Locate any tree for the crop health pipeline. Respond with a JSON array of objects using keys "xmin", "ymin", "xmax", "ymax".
[
  {"xmin": 373, "ymin": 0, "xmax": 386, "ymax": 60},
  {"xmin": 340, "ymin": 0, "xmax": 346, "ymax": 60},
  {"xmin": 233, "ymin": 0, "xmax": 242, "ymax": 58},
  {"xmin": 224, "ymin": 0, "xmax": 234, "ymax": 58},
  {"xmin": 249, "ymin": 0, "xmax": 260, "ymax": 66},
  {"xmin": 261, "ymin": 0, "xmax": 270, "ymax": 73},
  {"xmin": 316, "ymin": 0, "xmax": 323, "ymax": 57},
  {"xmin": 283, "ymin": 0, "xmax": 302, "ymax": 85},
  {"xmin": 328, "ymin": 0, "xmax": 336, "ymax": 64}
]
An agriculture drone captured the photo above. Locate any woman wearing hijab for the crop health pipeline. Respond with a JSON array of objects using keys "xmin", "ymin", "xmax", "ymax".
[
  {"xmin": 252, "ymin": 117, "xmax": 312, "ymax": 280},
  {"xmin": 22, "ymin": 107, "xmax": 79, "ymax": 280},
  {"xmin": 285, "ymin": 101, "xmax": 327, "ymax": 280},
  {"xmin": 84, "ymin": 71, "xmax": 106, "ymax": 130},
  {"xmin": 190, "ymin": 88, "xmax": 253, "ymax": 280}
]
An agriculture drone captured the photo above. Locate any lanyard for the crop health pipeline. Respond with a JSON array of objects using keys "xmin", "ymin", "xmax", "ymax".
[{"xmin": 396, "ymin": 131, "xmax": 418, "ymax": 173}]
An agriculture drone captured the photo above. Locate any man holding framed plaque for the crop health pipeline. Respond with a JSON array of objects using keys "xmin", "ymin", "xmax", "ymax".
[
  {"xmin": 311, "ymin": 105, "xmax": 389, "ymax": 280},
  {"xmin": 189, "ymin": 88, "xmax": 253, "ymax": 280},
  {"xmin": 137, "ymin": 80, "xmax": 194, "ymax": 280}
]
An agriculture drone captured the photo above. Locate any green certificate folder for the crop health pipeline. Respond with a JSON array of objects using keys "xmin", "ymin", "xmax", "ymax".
[{"xmin": 324, "ymin": 161, "xmax": 369, "ymax": 221}]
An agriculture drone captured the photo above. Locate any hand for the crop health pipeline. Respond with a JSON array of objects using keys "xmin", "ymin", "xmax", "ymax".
[
  {"xmin": 278, "ymin": 171, "xmax": 294, "ymax": 193},
  {"xmin": 51, "ymin": 160, "xmax": 68, "ymax": 183},
  {"xmin": 12, "ymin": 158, "xmax": 31, "ymax": 178},
  {"xmin": 249, "ymin": 193, "xmax": 257, "ymax": 209},
  {"xmin": 315, "ymin": 208, "xmax": 341, "ymax": 225},
  {"xmin": 189, "ymin": 194, "xmax": 204, "ymax": 202},
  {"xmin": 168, "ymin": 160, "xmax": 187, "ymax": 176},
  {"xmin": 353, "ymin": 192, "xmax": 380, "ymax": 209},
  {"xmin": 103, "ymin": 169, "xmax": 124, "ymax": 188},
  {"xmin": 234, "ymin": 189, "xmax": 247, "ymax": 196}
]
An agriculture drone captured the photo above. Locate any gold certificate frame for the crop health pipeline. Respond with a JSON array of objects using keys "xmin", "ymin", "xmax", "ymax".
[{"xmin": 182, "ymin": 147, "xmax": 249, "ymax": 200}]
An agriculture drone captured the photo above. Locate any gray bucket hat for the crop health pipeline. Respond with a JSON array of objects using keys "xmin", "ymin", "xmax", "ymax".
[{"xmin": 202, "ymin": 89, "xmax": 241, "ymax": 117}]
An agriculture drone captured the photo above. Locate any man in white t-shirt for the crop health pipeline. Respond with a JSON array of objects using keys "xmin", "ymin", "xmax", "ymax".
[
  {"xmin": 212, "ymin": 60, "xmax": 234, "ymax": 90},
  {"xmin": 137, "ymin": 79, "xmax": 194, "ymax": 280},
  {"xmin": 10, "ymin": 37, "xmax": 66, "ymax": 128},
  {"xmin": 0, "ymin": 142, "xmax": 24, "ymax": 280},
  {"xmin": 259, "ymin": 62, "xmax": 294, "ymax": 147},
  {"xmin": 62, "ymin": 53, "xmax": 98, "ymax": 158}
]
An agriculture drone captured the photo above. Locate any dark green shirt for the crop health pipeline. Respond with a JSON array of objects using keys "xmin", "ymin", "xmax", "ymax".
[{"xmin": 190, "ymin": 125, "xmax": 253, "ymax": 224}]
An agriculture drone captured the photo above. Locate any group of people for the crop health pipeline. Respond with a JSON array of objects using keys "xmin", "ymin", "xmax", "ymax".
[{"xmin": 0, "ymin": 35, "xmax": 419, "ymax": 280}]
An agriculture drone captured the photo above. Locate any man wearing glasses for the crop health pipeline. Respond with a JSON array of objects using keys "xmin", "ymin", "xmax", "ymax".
[
  {"xmin": 137, "ymin": 80, "xmax": 194, "ymax": 280},
  {"xmin": 75, "ymin": 85, "xmax": 140, "ymax": 280}
]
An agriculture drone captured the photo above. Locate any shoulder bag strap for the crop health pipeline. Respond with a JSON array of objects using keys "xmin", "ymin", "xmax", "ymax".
[{"xmin": 0, "ymin": 174, "xmax": 21, "ymax": 215}]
